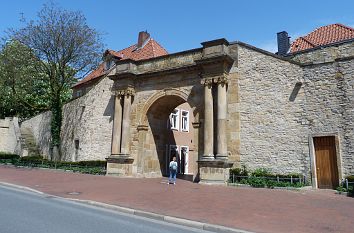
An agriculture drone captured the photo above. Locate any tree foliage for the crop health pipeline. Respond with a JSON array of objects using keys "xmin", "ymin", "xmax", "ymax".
[
  {"xmin": 0, "ymin": 40, "xmax": 50, "ymax": 119},
  {"xmin": 7, "ymin": 3, "xmax": 104, "ymax": 155}
]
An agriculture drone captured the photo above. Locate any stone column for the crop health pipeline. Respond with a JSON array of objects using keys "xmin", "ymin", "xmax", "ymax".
[
  {"xmin": 201, "ymin": 78, "xmax": 214, "ymax": 159},
  {"xmin": 216, "ymin": 76, "xmax": 228, "ymax": 159},
  {"xmin": 120, "ymin": 88, "xmax": 134, "ymax": 155},
  {"xmin": 111, "ymin": 94, "xmax": 123, "ymax": 155}
]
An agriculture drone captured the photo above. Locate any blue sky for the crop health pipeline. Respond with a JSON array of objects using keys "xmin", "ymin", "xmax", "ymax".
[{"xmin": 1, "ymin": 0, "xmax": 353, "ymax": 53}]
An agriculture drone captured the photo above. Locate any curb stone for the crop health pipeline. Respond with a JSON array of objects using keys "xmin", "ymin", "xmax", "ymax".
[
  {"xmin": 65, "ymin": 198, "xmax": 254, "ymax": 233},
  {"xmin": 0, "ymin": 182, "xmax": 44, "ymax": 195},
  {"xmin": 0, "ymin": 182, "xmax": 253, "ymax": 233}
]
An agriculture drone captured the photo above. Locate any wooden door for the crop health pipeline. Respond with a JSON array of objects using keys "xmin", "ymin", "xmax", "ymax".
[{"xmin": 314, "ymin": 136, "xmax": 339, "ymax": 189}]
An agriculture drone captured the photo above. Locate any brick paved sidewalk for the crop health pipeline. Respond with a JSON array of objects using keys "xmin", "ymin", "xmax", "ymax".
[{"xmin": 0, "ymin": 165, "xmax": 353, "ymax": 233}]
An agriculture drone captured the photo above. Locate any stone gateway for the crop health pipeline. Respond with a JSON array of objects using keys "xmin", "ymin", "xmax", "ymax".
[{"xmin": 4, "ymin": 24, "xmax": 353, "ymax": 188}]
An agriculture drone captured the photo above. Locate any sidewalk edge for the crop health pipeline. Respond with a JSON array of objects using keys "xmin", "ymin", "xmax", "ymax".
[
  {"xmin": 0, "ymin": 182, "xmax": 44, "ymax": 195},
  {"xmin": 0, "ymin": 182, "xmax": 253, "ymax": 233},
  {"xmin": 65, "ymin": 198, "xmax": 254, "ymax": 233}
]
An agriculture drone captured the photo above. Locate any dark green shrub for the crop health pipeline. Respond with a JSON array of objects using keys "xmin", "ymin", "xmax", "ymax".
[
  {"xmin": 345, "ymin": 175, "xmax": 354, "ymax": 182},
  {"xmin": 77, "ymin": 160, "xmax": 106, "ymax": 167},
  {"xmin": 230, "ymin": 165, "xmax": 248, "ymax": 176},
  {"xmin": 20, "ymin": 156, "xmax": 44, "ymax": 162},
  {"xmin": 229, "ymin": 165, "xmax": 249, "ymax": 183},
  {"xmin": 336, "ymin": 185, "xmax": 347, "ymax": 193},
  {"xmin": 230, "ymin": 168, "xmax": 242, "ymax": 176},
  {"xmin": 240, "ymin": 178, "xmax": 249, "ymax": 185},
  {"xmin": 275, "ymin": 173, "xmax": 302, "ymax": 179},
  {"xmin": 266, "ymin": 180, "xmax": 277, "ymax": 188},
  {"xmin": 251, "ymin": 168, "xmax": 272, "ymax": 177},
  {"xmin": 348, "ymin": 186, "xmax": 353, "ymax": 197},
  {"xmin": 247, "ymin": 177, "xmax": 267, "ymax": 188},
  {"xmin": 0, "ymin": 152, "xmax": 20, "ymax": 160}
]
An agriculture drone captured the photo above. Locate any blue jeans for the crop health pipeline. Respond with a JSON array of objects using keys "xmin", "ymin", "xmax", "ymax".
[{"xmin": 169, "ymin": 169, "xmax": 177, "ymax": 183}]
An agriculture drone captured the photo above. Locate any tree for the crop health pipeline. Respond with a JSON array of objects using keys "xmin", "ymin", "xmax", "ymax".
[
  {"xmin": 0, "ymin": 40, "xmax": 50, "ymax": 119},
  {"xmin": 9, "ymin": 3, "xmax": 104, "ymax": 158}
]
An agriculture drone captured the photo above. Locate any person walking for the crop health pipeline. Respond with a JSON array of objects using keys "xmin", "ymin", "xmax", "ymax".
[{"xmin": 168, "ymin": 156, "xmax": 178, "ymax": 185}]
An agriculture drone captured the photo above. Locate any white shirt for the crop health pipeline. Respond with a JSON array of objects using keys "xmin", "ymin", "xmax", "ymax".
[{"xmin": 169, "ymin": 161, "xmax": 178, "ymax": 170}]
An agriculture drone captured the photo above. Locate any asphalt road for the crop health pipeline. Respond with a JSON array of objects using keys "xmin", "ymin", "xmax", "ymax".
[{"xmin": 0, "ymin": 185, "xmax": 210, "ymax": 233}]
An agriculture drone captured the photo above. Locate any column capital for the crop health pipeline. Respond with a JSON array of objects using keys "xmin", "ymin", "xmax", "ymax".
[
  {"xmin": 201, "ymin": 78, "xmax": 213, "ymax": 88},
  {"xmin": 116, "ymin": 87, "xmax": 135, "ymax": 97},
  {"xmin": 213, "ymin": 74, "xmax": 229, "ymax": 85}
]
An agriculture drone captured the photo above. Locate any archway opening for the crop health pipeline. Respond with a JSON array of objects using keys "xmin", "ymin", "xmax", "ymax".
[{"xmin": 144, "ymin": 95, "xmax": 195, "ymax": 180}]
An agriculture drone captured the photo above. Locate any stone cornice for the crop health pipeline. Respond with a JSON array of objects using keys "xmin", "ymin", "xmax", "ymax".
[
  {"xmin": 195, "ymin": 54, "xmax": 234, "ymax": 67},
  {"xmin": 201, "ymin": 38, "xmax": 229, "ymax": 47}
]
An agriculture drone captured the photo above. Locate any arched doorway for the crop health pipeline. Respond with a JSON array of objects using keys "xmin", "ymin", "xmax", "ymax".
[{"xmin": 140, "ymin": 91, "xmax": 197, "ymax": 180}]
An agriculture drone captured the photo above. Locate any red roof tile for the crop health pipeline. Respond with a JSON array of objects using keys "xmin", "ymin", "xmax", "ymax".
[
  {"xmin": 290, "ymin": 23, "xmax": 354, "ymax": 53},
  {"xmin": 73, "ymin": 38, "xmax": 168, "ymax": 88}
]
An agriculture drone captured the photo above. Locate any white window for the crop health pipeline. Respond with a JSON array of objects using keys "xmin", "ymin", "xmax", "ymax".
[
  {"xmin": 169, "ymin": 109, "xmax": 179, "ymax": 130},
  {"xmin": 181, "ymin": 110, "xmax": 189, "ymax": 132}
]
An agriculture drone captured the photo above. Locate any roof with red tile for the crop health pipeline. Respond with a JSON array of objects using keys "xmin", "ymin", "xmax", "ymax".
[
  {"xmin": 290, "ymin": 23, "xmax": 354, "ymax": 53},
  {"xmin": 73, "ymin": 38, "xmax": 168, "ymax": 88}
]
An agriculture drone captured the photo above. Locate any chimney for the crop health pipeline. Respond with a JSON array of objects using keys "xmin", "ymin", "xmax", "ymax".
[
  {"xmin": 137, "ymin": 31, "xmax": 150, "ymax": 49},
  {"xmin": 277, "ymin": 31, "xmax": 290, "ymax": 56}
]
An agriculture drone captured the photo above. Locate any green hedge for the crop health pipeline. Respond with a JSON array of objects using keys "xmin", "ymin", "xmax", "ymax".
[
  {"xmin": 0, "ymin": 155, "xmax": 106, "ymax": 175},
  {"xmin": 229, "ymin": 166, "xmax": 305, "ymax": 188},
  {"xmin": 0, "ymin": 152, "xmax": 20, "ymax": 160},
  {"xmin": 239, "ymin": 177, "xmax": 304, "ymax": 188}
]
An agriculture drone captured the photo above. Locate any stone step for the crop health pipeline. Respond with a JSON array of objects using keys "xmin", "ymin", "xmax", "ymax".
[{"xmin": 20, "ymin": 127, "xmax": 41, "ymax": 157}]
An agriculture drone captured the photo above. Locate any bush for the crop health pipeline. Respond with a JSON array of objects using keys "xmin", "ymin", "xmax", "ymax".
[
  {"xmin": 348, "ymin": 186, "xmax": 354, "ymax": 197},
  {"xmin": 247, "ymin": 177, "xmax": 267, "ymax": 188},
  {"xmin": 77, "ymin": 160, "xmax": 106, "ymax": 167},
  {"xmin": 230, "ymin": 165, "xmax": 248, "ymax": 176},
  {"xmin": 19, "ymin": 156, "xmax": 44, "ymax": 162},
  {"xmin": 336, "ymin": 185, "xmax": 347, "ymax": 193},
  {"xmin": 228, "ymin": 167, "xmax": 305, "ymax": 188},
  {"xmin": 0, "ymin": 152, "xmax": 20, "ymax": 160},
  {"xmin": 345, "ymin": 175, "xmax": 354, "ymax": 182},
  {"xmin": 230, "ymin": 168, "xmax": 242, "ymax": 176},
  {"xmin": 251, "ymin": 168, "xmax": 273, "ymax": 177},
  {"xmin": 2, "ymin": 155, "xmax": 106, "ymax": 175},
  {"xmin": 229, "ymin": 165, "xmax": 249, "ymax": 183},
  {"xmin": 275, "ymin": 173, "xmax": 302, "ymax": 179}
]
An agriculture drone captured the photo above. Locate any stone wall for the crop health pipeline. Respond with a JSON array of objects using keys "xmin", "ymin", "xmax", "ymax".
[
  {"xmin": 290, "ymin": 40, "xmax": 354, "ymax": 177},
  {"xmin": 21, "ymin": 111, "xmax": 52, "ymax": 158},
  {"xmin": 302, "ymin": 59, "xmax": 354, "ymax": 176},
  {"xmin": 11, "ymin": 37, "xmax": 353, "ymax": 183},
  {"xmin": 61, "ymin": 76, "xmax": 114, "ymax": 161},
  {"xmin": 291, "ymin": 41, "xmax": 354, "ymax": 64},
  {"xmin": 234, "ymin": 44, "xmax": 310, "ymax": 175},
  {"xmin": 0, "ymin": 117, "xmax": 20, "ymax": 154}
]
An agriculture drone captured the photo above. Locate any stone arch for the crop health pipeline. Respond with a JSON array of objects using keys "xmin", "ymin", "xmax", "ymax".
[
  {"xmin": 137, "ymin": 87, "xmax": 200, "ymax": 179},
  {"xmin": 139, "ymin": 88, "xmax": 190, "ymax": 126}
]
